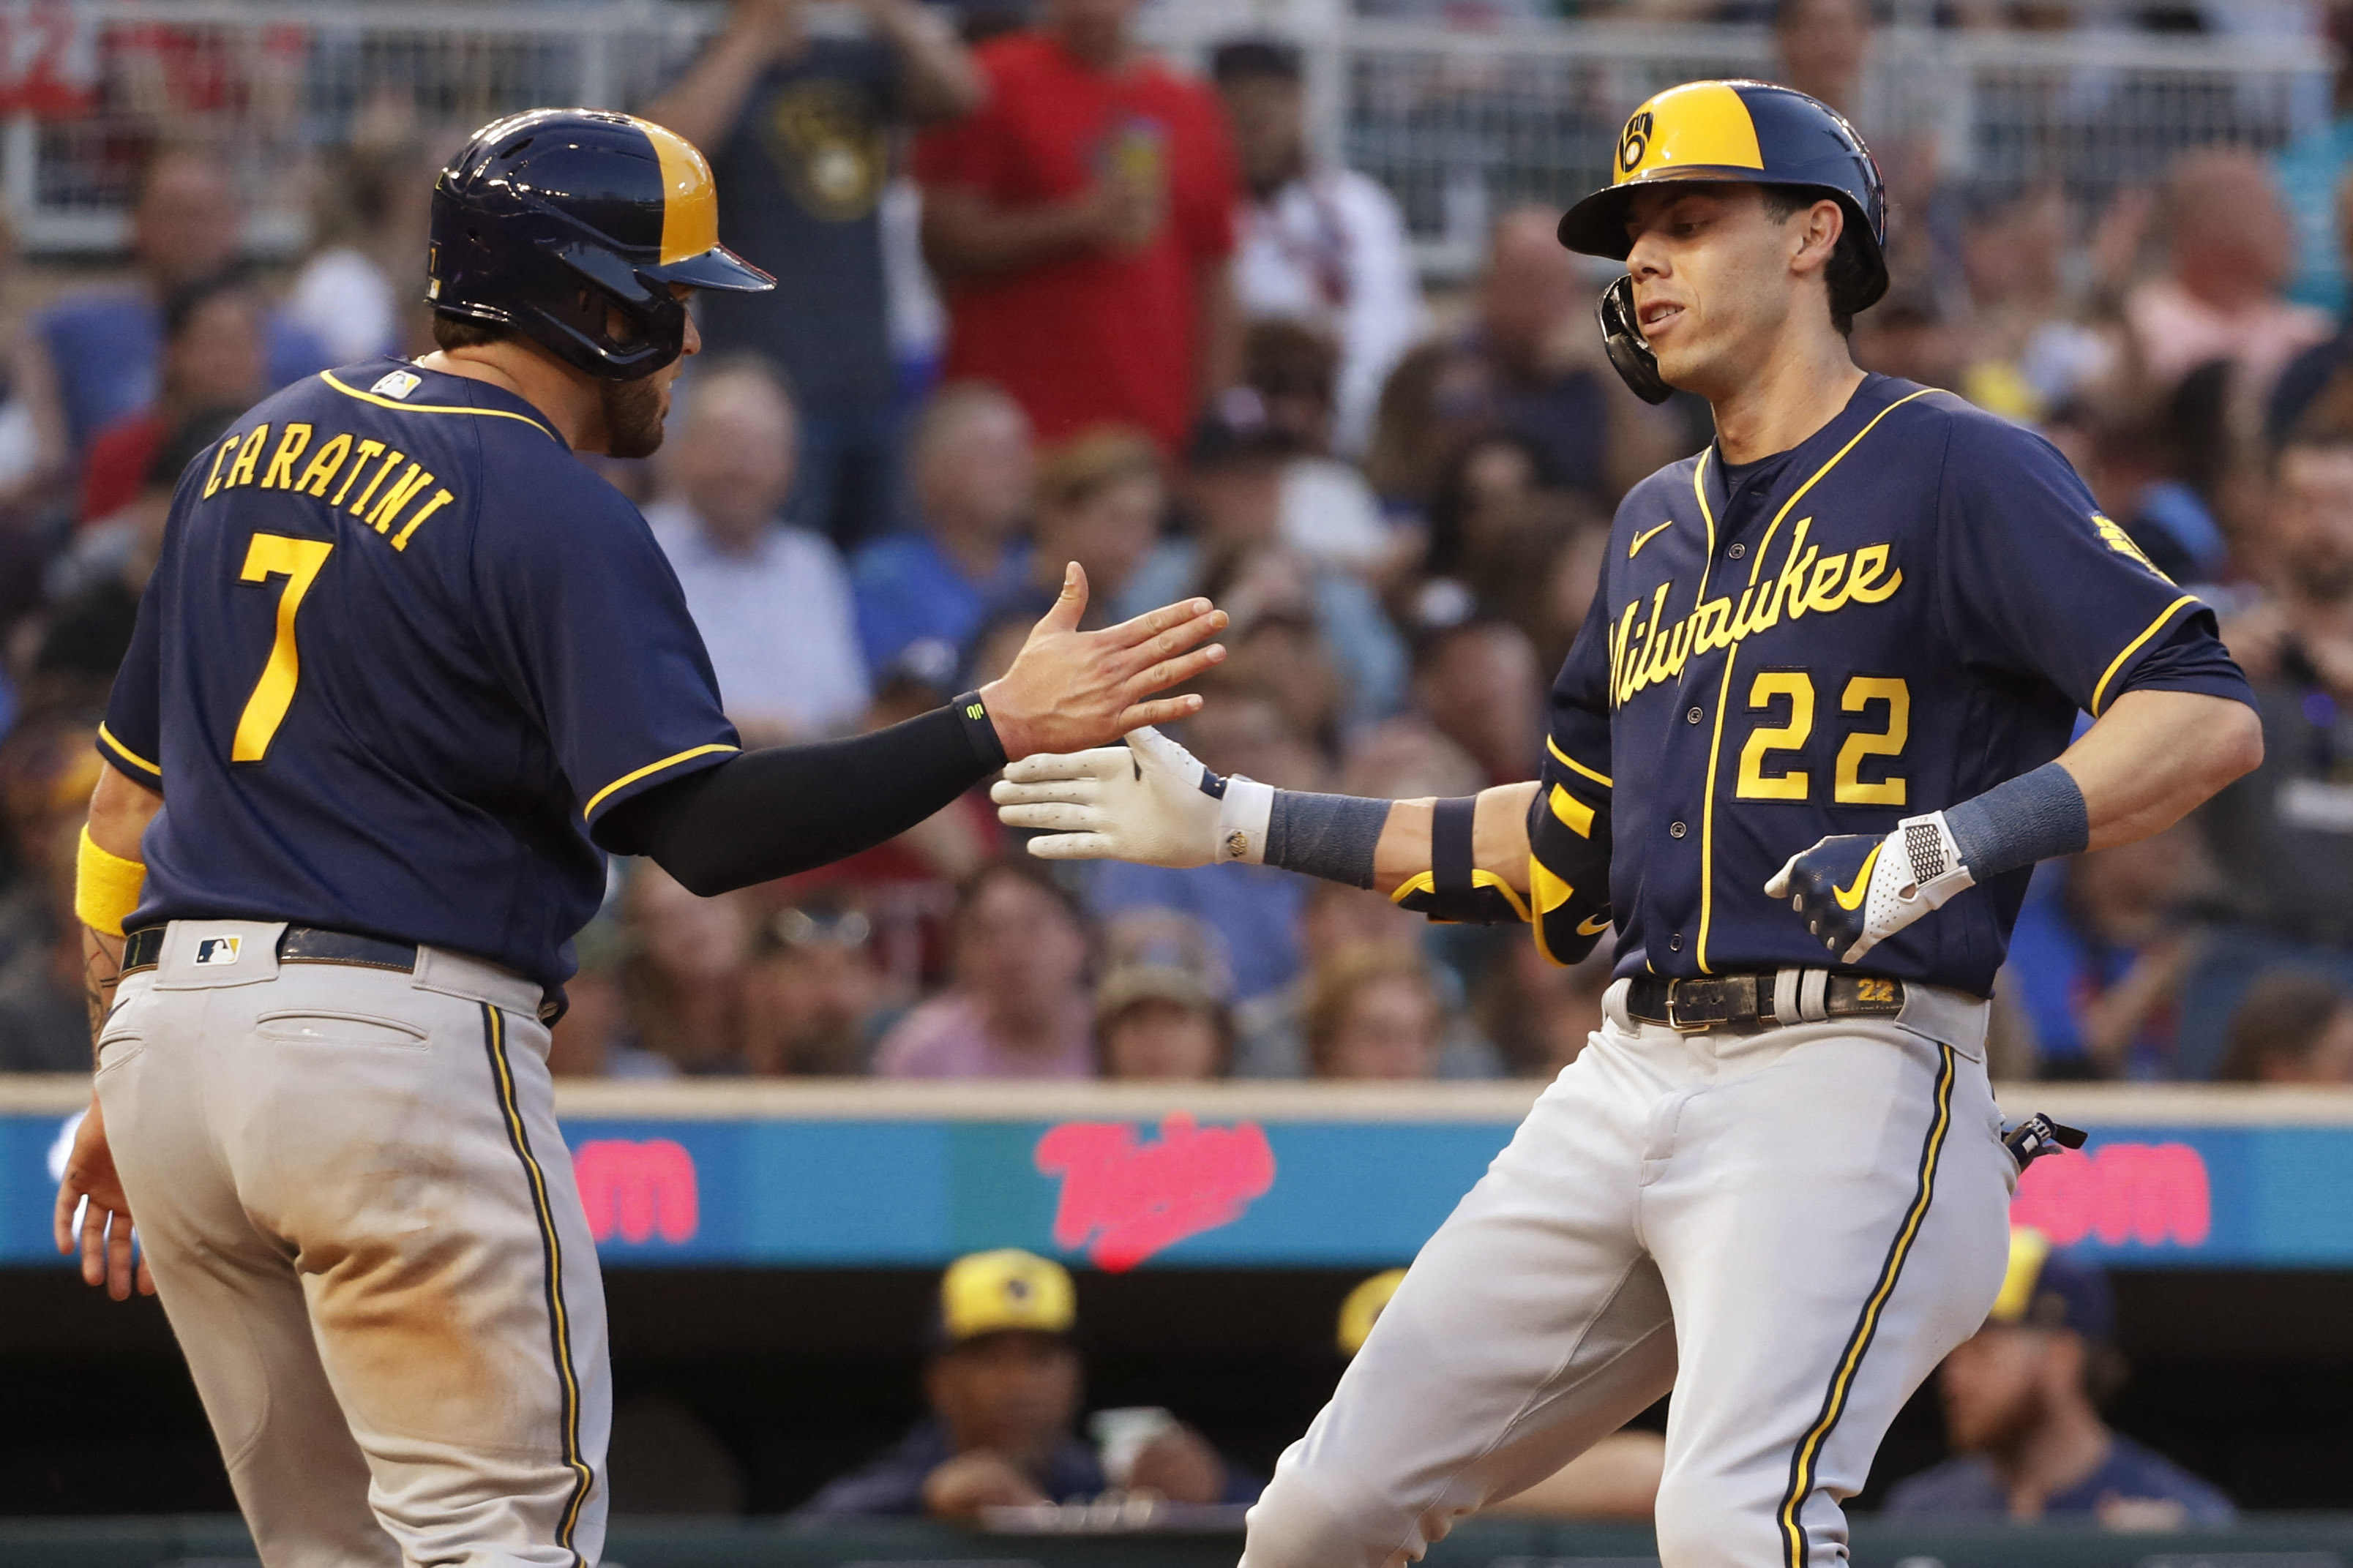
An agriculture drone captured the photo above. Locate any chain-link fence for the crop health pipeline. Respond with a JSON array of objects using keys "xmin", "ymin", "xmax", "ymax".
[{"xmin": 0, "ymin": 0, "xmax": 2334, "ymax": 274}]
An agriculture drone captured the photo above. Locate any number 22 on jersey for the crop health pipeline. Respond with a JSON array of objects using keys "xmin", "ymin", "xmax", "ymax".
[
  {"xmin": 232, "ymin": 532, "xmax": 333, "ymax": 762},
  {"xmin": 1735, "ymin": 672, "xmax": 1910, "ymax": 804}
]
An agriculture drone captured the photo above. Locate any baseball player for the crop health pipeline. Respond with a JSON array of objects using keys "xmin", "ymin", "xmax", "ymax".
[
  {"xmin": 992, "ymin": 80, "xmax": 2262, "ymax": 1567},
  {"xmin": 54, "ymin": 108, "xmax": 1224, "ymax": 1567}
]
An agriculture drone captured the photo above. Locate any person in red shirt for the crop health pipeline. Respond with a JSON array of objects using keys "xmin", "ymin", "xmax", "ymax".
[{"xmin": 914, "ymin": 0, "xmax": 1243, "ymax": 452}]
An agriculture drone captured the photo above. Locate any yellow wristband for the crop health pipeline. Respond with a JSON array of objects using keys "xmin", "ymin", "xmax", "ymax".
[{"xmin": 75, "ymin": 825, "xmax": 146, "ymax": 938}]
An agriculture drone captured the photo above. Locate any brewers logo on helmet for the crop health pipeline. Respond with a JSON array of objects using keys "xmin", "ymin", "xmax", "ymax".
[
  {"xmin": 1556, "ymin": 80, "xmax": 1888, "ymax": 404},
  {"xmin": 426, "ymin": 108, "xmax": 774, "ymax": 382}
]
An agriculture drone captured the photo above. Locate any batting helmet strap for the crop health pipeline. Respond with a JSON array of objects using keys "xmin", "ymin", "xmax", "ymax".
[{"xmin": 426, "ymin": 108, "xmax": 773, "ymax": 383}]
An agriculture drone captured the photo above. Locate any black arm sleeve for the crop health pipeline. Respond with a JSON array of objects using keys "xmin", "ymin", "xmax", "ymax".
[{"xmin": 596, "ymin": 697, "xmax": 1007, "ymax": 896}]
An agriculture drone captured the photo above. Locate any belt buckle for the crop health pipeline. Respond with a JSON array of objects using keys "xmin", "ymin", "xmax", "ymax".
[{"xmin": 1661, "ymin": 982, "xmax": 1707, "ymax": 1032}]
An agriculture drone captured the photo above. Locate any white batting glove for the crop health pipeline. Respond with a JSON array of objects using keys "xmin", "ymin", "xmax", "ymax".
[
  {"xmin": 1763, "ymin": 812, "xmax": 1976, "ymax": 964},
  {"xmin": 990, "ymin": 726, "xmax": 1275, "ymax": 868}
]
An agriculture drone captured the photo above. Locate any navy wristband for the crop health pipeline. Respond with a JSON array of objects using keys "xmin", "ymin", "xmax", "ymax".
[
  {"xmin": 1944, "ymin": 761, "xmax": 2089, "ymax": 879},
  {"xmin": 1265, "ymin": 790, "xmax": 1389, "ymax": 889},
  {"xmin": 951, "ymin": 690, "xmax": 1009, "ymax": 771}
]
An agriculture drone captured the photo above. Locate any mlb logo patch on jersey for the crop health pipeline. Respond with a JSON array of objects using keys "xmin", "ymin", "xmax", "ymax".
[
  {"xmin": 370, "ymin": 370, "xmax": 423, "ymax": 400},
  {"xmin": 193, "ymin": 935, "xmax": 242, "ymax": 967}
]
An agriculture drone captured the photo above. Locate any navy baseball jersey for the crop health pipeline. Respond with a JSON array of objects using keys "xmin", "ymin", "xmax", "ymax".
[
  {"xmin": 100, "ymin": 358, "xmax": 740, "ymax": 993},
  {"xmin": 1539, "ymin": 375, "xmax": 2251, "ymax": 995}
]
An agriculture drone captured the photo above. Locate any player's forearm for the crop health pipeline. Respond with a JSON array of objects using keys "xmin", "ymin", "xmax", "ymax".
[
  {"xmin": 2059, "ymin": 689, "xmax": 2264, "ymax": 851},
  {"xmin": 1371, "ymin": 784, "xmax": 1539, "ymax": 898},
  {"xmin": 607, "ymin": 701, "xmax": 1004, "ymax": 896},
  {"xmin": 79, "ymin": 768, "xmax": 158, "ymax": 1059},
  {"xmin": 81, "ymin": 926, "xmax": 124, "ymax": 1062}
]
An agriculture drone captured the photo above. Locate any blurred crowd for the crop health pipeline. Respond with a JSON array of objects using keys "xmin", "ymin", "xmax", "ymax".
[{"xmin": 5, "ymin": 0, "xmax": 2353, "ymax": 1087}]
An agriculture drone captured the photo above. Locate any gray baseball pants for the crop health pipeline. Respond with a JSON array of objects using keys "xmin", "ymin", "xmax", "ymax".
[
  {"xmin": 1241, "ymin": 976, "xmax": 2016, "ymax": 1568},
  {"xmin": 96, "ymin": 920, "xmax": 607, "ymax": 1567}
]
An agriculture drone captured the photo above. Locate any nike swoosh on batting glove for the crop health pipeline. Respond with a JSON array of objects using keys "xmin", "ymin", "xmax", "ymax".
[
  {"xmin": 1763, "ymin": 812, "xmax": 1975, "ymax": 964},
  {"xmin": 990, "ymin": 726, "xmax": 1273, "ymax": 869}
]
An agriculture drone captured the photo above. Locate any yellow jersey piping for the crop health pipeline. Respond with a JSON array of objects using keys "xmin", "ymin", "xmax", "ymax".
[
  {"xmin": 2089, "ymin": 594, "xmax": 2201, "ymax": 717},
  {"xmin": 97, "ymin": 722, "xmax": 161, "ymax": 779},
  {"xmin": 319, "ymin": 370, "xmax": 560, "ymax": 441},
  {"xmin": 581, "ymin": 743, "xmax": 739, "ymax": 819},
  {"xmin": 1546, "ymin": 735, "xmax": 1614, "ymax": 788}
]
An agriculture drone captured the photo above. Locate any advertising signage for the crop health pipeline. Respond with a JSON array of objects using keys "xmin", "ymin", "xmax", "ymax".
[{"xmin": 7, "ymin": 1087, "xmax": 2351, "ymax": 1269}]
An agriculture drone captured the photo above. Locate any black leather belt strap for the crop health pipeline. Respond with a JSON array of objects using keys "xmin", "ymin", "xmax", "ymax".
[
  {"xmin": 1626, "ymin": 970, "xmax": 1905, "ymax": 1031},
  {"xmin": 121, "ymin": 925, "xmax": 419, "ymax": 976}
]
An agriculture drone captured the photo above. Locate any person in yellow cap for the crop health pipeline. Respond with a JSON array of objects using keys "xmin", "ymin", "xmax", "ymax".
[
  {"xmin": 1885, "ymin": 1229, "xmax": 2233, "ymax": 1526},
  {"xmin": 799, "ymin": 1249, "xmax": 1256, "ymax": 1518}
]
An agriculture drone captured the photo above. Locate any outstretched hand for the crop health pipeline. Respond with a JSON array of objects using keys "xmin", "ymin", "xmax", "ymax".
[
  {"xmin": 980, "ymin": 563, "xmax": 1227, "ymax": 762},
  {"xmin": 53, "ymin": 1095, "xmax": 153, "ymax": 1301}
]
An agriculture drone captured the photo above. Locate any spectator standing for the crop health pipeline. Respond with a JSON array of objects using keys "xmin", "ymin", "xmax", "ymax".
[
  {"xmin": 649, "ymin": 359, "xmax": 869, "ymax": 742},
  {"xmin": 801, "ymin": 1250, "xmax": 1254, "ymax": 1517},
  {"xmin": 1887, "ymin": 1231, "xmax": 2234, "ymax": 1527},
  {"xmin": 77, "ymin": 273, "xmax": 269, "ymax": 525},
  {"xmin": 853, "ymin": 382, "xmax": 1036, "ymax": 679},
  {"xmin": 644, "ymin": 0, "xmax": 981, "ymax": 548},
  {"xmin": 1213, "ymin": 38, "xmax": 1422, "ymax": 457},
  {"xmin": 874, "ymin": 859, "xmax": 1094, "ymax": 1079},
  {"xmin": 2186, "ymin": 402, "xmax": 2353, "ymax": 1075},
  {"xmin": 2217, "ymin": 969, "xmax": 2353, "ymax": 1084},
  {"xmin": 18, "ymin": 146, "xmax": 328, "ymax": 473},
  {"xmin": 2123, "ymin": 151, "xmax": 2331, "ymax": 402},
  {"xmin": 913, "ymin": 0, "xmax": 1243, "ymax": 452}
]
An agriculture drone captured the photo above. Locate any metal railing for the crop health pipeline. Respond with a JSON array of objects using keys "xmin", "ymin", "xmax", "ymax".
[{"xmin": 0, "ymin": 0, "xmax": 2335, "ymax": 276}]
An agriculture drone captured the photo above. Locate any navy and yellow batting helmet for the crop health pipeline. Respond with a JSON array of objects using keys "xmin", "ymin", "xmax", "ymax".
[
  {"xmin": 1557, "ymin": 79, "xmax": 1889, "ymax": 311},
  {"xmin": 426, "ymin": 108, "xmax": 774, "ymax": 382}
]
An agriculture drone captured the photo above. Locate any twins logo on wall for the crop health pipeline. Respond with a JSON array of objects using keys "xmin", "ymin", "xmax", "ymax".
[{"xmin": 1035, "ymin": 1114, "xmax": 1276, "ymax": 1271}]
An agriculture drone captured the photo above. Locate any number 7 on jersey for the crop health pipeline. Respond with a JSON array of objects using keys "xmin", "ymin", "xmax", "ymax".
[{"xmin": 232, "ymin": 533, "xmax": 334, "ymax": 762}]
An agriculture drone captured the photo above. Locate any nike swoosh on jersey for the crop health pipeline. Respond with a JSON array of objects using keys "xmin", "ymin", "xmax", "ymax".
[
  {"xmin": 1628, "ymin": 519, "xmax": 1675, "ymax": 558},
  {"xmin": 1833, "ymin": 845, "xmax": 1882, "ymax": 910},
  {"xmin": 1576, "ymin": 912, "xmax": 1613, "ymax": 936}
]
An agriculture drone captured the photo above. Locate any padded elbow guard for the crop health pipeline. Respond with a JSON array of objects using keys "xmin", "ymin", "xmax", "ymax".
[
  {"xmin": 1392, "ymin": 797, "xmax": 1531, "ymax": 925},
  {"xmin": 1527, "ymin": 774, "xmax": 1614, "ymax": 966}
]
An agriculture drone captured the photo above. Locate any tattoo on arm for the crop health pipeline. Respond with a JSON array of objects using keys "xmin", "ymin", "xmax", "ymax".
[{"xmin": 82, "ymin": 929, "xmax": 123, "ymax": 1067}]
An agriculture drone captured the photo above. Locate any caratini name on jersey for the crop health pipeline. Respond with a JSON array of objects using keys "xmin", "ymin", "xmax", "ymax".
[{"xmin": 199, "ymin": 417, "xmax": 457, "ymax": 552}]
